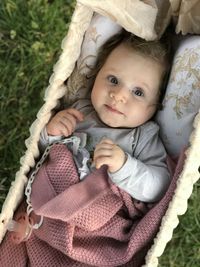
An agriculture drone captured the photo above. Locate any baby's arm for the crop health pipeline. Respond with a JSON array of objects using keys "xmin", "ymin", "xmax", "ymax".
[
  {"xmin": 108, "ymin": 153, "xmax": 170, "ymax": 202},
  {"xmin": 94, "ymin": 123, "xmax": 170, "ymax": 202}
]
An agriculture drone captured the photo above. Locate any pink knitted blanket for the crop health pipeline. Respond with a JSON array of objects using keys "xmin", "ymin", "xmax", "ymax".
[{"xmin": 0, "ymin": 144, "xmax": 185, "ymax": 267}]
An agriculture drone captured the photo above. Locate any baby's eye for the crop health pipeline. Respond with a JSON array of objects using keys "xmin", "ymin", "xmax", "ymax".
[
  {"xmin": 108, "ymin": 75, "xmax": 118, "ymax": 85},
  {"xmin": 132, "ymin": 87, "xmax": 144, "ymax": 97}
]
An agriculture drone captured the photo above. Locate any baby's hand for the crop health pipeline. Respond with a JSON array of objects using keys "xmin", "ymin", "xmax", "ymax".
[
  {"xmin": 46, "ymin": 108, "xmax": 84, "ymax": 137},
  {"xmin": 93, "ymin": 138, "xmax": 126, "ymax": 173}
]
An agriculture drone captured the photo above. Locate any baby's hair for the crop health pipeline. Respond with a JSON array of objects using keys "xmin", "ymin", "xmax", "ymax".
[{"xmin": 88, "ymin": 30, "xmax": 171, "ymax": 108}]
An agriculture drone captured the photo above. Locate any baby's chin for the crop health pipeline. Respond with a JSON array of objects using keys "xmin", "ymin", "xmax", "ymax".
[
  {"xmin": 100, "ymin": 116, "xmax": 142, "ymax": 129},
  {"xmin": 100, "ymin": 116, "xmax": 127, "ymax": 128}
]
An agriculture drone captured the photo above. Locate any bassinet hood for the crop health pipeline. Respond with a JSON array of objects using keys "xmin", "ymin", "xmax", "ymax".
[{"xmin": 78, "ymin": 0, "xmax": 200, "ymax": 39}]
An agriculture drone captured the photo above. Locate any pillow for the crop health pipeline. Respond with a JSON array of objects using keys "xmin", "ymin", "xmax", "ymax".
[
  {"xmin": 77, "ymin": 13, "xmax": 122, "ymax": 74},
  {"xmin": 63, "ymin": 13, "xmax": 122, "ymax": 105},
  {"xmin": 155, "ymin": 36, "xmax": 200, "ymax": 157}
]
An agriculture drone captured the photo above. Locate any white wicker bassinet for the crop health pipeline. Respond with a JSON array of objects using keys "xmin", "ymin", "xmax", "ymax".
[{"xmin": 1, "ymin": 1, "xmax": 200, "ymax": 266}]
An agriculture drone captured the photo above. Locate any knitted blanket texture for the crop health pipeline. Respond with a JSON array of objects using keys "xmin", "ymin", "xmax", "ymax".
[{"xmin": 0, "ymin": 144, "xmax": 184, "ymax": 267}]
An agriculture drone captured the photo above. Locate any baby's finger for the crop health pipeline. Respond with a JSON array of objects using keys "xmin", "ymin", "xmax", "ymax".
[
  {"xmin": 65, "ymin": 108, "xmax": 84, "ymax": 122},
  {"xmin": 58, "ymin": 121, "xmax": 71, "ymax": 136},
  {"xmin": 95, "ymin": 156, "xmax": 111, "ymax": 169},
  {"xmin": 93, "ymin": 147, "xmax": 113, "ymax": 162},
  {"xmin": 94, "ymin": 142, "xmax": 114, "ymax": 152},
  {"xmin": 61, "ymin": 113, "xmax": 77, "ymax": 131},
  {"xmin": 98, "ymin": 137, "xmax": 114, "ymax": 146}
]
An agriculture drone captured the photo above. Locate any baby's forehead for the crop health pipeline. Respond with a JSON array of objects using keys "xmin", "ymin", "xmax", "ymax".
[
  {"xmin": 107, "ymin": 43, "xmax": 137, "ymax": 58},
  {"xmin": 104, "ymin": 43, "xmax": 158, "ymax": 67},
  {"xmin": 103, "ymin": 44, "xmax": 163, "ymax": 73}
]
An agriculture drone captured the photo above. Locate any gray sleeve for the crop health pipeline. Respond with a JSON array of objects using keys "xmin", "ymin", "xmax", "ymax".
[{"xmin": 108, "ymin": 122, "xmax": 170, "ymax": 202}]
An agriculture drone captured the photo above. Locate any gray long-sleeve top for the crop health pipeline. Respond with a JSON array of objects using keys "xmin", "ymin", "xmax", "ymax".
[{"xmin": 40, "ymin": 99, "xmax": 170, "ymax": 202}]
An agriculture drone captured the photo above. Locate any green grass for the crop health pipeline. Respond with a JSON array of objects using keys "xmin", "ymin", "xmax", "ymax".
[
  {"xmin": 0, "ymin": 1, "xmax": 200, "ymax": 266},
  {"xmin": 0, "ymin": 0, "xmax": 75, "ymax": 205}
]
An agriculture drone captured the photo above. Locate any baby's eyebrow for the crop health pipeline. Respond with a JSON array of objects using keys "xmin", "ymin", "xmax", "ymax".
[
  {"xmin": 104, "ymin": 67, "xmax": 118, "ymax": 73},
  {"xmin": 140, "ymin": 82, "xmax": 150, "ymax": 91}
]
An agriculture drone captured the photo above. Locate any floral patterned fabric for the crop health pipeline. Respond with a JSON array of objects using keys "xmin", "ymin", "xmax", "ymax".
[
  {"xmin": 77, "ymin": 13, "xmax": 122, "ymax": 74},
  {"xmin": 156, "ymin": 36, "xmax": 200, "ymax": 157}
]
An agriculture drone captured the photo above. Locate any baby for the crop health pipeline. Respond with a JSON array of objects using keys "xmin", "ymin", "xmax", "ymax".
[{"xmin": 40, "ymin": 31, "xmax": 171, "ymax": 202}]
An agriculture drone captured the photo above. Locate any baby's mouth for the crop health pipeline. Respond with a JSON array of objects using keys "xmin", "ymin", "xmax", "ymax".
[{"xmin": 105, "ymin": 104, "xmax": 124, "ymax": 115}]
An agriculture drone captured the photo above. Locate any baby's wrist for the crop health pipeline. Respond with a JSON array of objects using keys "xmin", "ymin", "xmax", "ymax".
[{"xmin": 42, "ymin": 126, "xmax": 63, "ymax": 144}]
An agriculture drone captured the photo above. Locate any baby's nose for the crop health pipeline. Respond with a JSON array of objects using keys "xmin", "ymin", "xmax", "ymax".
[{"xmin": 109, "ymin": 87, "xmax": 128, "ymax": 102}]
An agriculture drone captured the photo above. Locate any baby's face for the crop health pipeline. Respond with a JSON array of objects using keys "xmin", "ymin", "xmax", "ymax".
[{"xmin": 91, "ymin": 44, "xmax": 165, "ymax": 128}]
